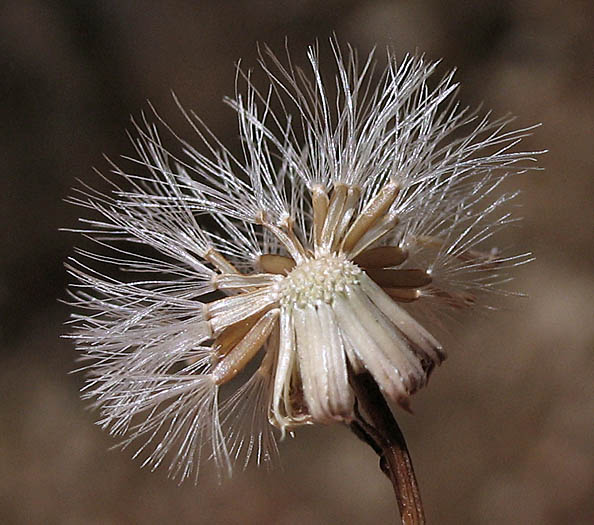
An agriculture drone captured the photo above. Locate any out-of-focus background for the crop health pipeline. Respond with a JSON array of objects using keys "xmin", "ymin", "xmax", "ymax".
[{"xmin": 1, "ymin": 1, "xmax": 592, "ymax": 523}]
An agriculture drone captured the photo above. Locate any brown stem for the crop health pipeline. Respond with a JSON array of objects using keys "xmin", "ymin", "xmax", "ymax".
[{"xmin": 349, "ymin": 371, "xmax": 426, "ymax": 525}]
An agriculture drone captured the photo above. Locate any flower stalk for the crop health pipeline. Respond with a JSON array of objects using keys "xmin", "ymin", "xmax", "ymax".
[{"xmin": 350, "ymin": 370, "xmax": 425, "ymax": 524}]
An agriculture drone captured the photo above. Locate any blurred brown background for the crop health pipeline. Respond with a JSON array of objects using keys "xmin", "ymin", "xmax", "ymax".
[{"xmin": 1, "ymin": 1, "xmax": 592, "ymax": 524}]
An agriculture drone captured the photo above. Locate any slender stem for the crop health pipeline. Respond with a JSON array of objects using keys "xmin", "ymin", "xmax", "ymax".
[{"xmin": 349, "ymin": 371, "xmax": 426, "ymax": 525}]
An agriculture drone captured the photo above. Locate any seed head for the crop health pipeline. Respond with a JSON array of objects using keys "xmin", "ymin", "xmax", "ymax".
[{"xmin": 66, "ymin": 40, "xmax": 539, "ymax": 482}]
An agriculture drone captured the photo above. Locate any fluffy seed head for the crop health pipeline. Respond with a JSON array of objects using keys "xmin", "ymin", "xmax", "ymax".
[{"xmin": 65, "ymin": 39, "xmax": 539, "ymax": 483}]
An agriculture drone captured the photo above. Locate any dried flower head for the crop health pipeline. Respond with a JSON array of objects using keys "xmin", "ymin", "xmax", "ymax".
[{"xmin": 66, "ymin": 41, "xmax": 538, "ymax": 483}]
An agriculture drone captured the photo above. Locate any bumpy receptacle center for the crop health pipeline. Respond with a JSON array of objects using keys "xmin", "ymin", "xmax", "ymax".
[{"xmin": 279, "ymin": 254, "xmax": 361, "ymax": 308}]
